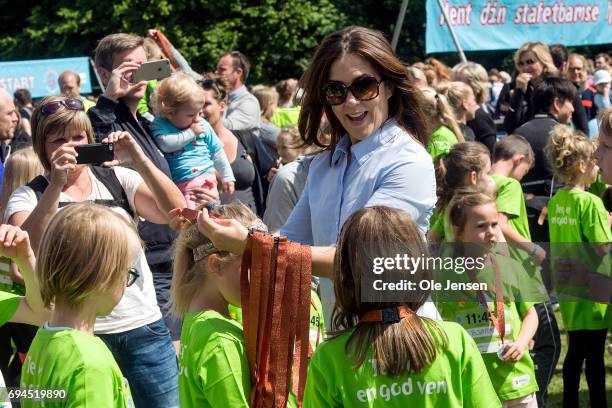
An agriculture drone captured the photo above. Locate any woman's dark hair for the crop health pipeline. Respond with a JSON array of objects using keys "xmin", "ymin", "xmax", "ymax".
[
  {"xmin": 532, "ymin": 74, "xmax": 576, "ymax": 114},
  {"xmin": 298, "ymin": 26, "xmax": 430, "ymax": 155}
]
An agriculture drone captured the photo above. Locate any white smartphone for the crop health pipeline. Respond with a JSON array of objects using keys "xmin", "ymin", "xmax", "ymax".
[{"xmin": 132, "ymin": 59, "xmax": 172, "ymax": 83}]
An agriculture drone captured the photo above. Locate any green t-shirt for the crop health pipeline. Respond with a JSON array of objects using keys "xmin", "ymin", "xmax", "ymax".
[
  {"xmin": 430, "ymin": 208, "xmax": 454, "ymax": 243},
  {"xmin": 548, "ymin": 188, "xmax": 612, "ymax": 331},
  {"xmin": 178, "ymin": 310, "xmax": 251, "ymax": 408},
  {"xmin": 270, "ymin": 107, "xmax": 301, "ymax": 128},
  {"xmin": 20, "ymin": 326, "xmax": 133, "ymax": 408},
  {"xmin": 303, "ymin": 320, "xmax": 499, "ymax": 407},
  {"xmin": 491, "ymin": 174, "xmax": 531, "ymax": 241},
  {"xmin": 436, "ymin": 256, "xmax": 539, "ymax": 401},
  {"xmin": 427, "ymin": 125, "xmax": 459, "ymax": 160},
  {"xmin": 491, "ymin": 175, "xmax": 548, "ymax": 301},
  {"xmin": 0, "ymin": 290, "xmax": 20, "ymax": 327},
  {"xmin": 587, "ymin": 174, "xmax": 609, "ymax": 198}
]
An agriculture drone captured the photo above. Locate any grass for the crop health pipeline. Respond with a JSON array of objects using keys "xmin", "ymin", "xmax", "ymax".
[{"xmin": 544, "ymin": 310, "xmax": 611, "ymax": 407}]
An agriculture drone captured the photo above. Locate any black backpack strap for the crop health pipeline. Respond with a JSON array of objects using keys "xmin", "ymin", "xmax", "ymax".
[
  {"xmin": 90, "ymin": 166, "xmax": 134, "ymax": 218},
  {"xmin": 26, "ymin": 175, "xmax": 50, "ymax": 202}
]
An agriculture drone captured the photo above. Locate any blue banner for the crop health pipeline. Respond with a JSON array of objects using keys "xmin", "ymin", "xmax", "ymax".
[
  {"xmin": 0, "ymin": 57, "xmax": 92, "ymax": 98},
  {"xmin": 426, "ymin": 0, "xmax": 612, "ymax": 53}
]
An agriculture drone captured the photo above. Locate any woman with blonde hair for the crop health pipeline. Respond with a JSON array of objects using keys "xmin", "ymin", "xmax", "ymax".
[
  {"xmin": 498, "ymin": 42, "xmax": 558, "ymax": 133},
  {"xmin": 498, "ymin": 42, "xmax": 588, "ymax": 134},
  {"xmin": 5, "ymin": 95, "xmax": 184, "ymax": 407},
  {"xmin": 453, "ymin": 62, "xmax": 497, "ymax": 154},
  {"xmin": 420, "ymin": 87, "xmax": 463, "ymax": 159}
]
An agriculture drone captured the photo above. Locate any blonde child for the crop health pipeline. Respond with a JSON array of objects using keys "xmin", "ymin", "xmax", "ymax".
[
  {"xmin": 438, "ymin": 191, "xmax": 540, "ymax": 407},
  {"xmin": 0, "ymin": 148, "xmax": 44, "ymax": 292},
  {"xmin": 490, "ymin": 135, "xmax": 560, "ymax": 407},
  {"xmin": 0, "ymin": 148, "xmax": 43, "ymax": 389},
  {"xmin": 428, "ymin": 141, "xmax": 492, "ymax": 243},
  {"xmin": 545, "ymin": 124, "xmax": 610, "ymax": 408},
  {"xmin": 171, "ymin": 203, "xmax": 255, "ymax": 407},
  {"xmin": 19, "ymin": 203, "xmax": 138, "ymax": 407},
  {"xmin": 276, "ymin": 125, "xmax": 310, "ymax": 165},
  {"xmin": 171, "ymin": 202, "xmax": 325, "ymax": 407},
  {"xmin": 420, "ymin": 87, "xmax": 464, "ymax": 159},
  {"xmin": 151, "ymin": 72, "xmax": 235, "ymax": 208},
  {"xmin": 437, "ymin": 81, "xmax": 480, "ymax": 141},
  {"xmin": 0, "ymin": 224, "xmax": 46, "ymax": 408}
]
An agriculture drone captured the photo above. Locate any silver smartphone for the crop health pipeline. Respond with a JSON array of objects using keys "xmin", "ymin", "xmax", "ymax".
[{"xmin": 132, "ymin": 59, "xmax": 172, "ymax": 82}]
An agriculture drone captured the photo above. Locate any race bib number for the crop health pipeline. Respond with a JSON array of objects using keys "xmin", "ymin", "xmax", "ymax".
[{"xmin": 455, "ymin": 304, "xmax": 513, "ymax": 354}]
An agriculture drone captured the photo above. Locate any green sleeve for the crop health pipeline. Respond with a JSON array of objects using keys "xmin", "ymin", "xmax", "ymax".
[
  {"xmin": 495, "ymin": 179, "xmax": 521, "ymax": 219},
  {"xmin": 581, "ymin": 196, "xmax": 612, "ymax": 244},
  {"xmin": 459, "ymin": 326, "xmax": 502, "ymax": 407},
  {"xmin": 137, "ymin": 80, "xmax": 157, "ymax": 115},
  {"xmin": 515, "ymin": 301, "xmax": 536, "ymax": 318},
  {"xmin": 66, "ymin": 365, "xmax": 117, "ymax": 407},
  {"xmin": 199, "ymin": 337, "xmax": 251, "ymax": 407},
  {"xmin": 431, "ymin": 213, "xmax": 445, "ymax": 238},
  {"xmin": 0, "ymin": 292, "xmax": 20, "ymax": 326},
  {"xmin": 303, "ymin": 350, "xmax": 341, "ymax": 408}
]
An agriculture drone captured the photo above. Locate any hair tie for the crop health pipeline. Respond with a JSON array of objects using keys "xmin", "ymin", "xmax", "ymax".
[{"xmin": 359, "ymin": 305, "xmax": 413, "ymax": 324}]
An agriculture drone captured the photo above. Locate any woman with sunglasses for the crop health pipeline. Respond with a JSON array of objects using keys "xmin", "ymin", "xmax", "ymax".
[
  {"xmin": 279, "ymin": 26, "xmax": 437, "ymax": 321},
  {"xmin": 496, "ymin": 42, "xmax": 559, "ymax": 134},
  {"xmin": 5, "ymin": 95, "xmax": 184, "ymax": 407}
]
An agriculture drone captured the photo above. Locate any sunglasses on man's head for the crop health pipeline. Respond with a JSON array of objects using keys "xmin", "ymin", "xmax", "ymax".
[
  {"xmin": 321, "ymin": 75, "xmax": 383, "ymax": 106},
  {"xmin": 39, "ymin": 99, "xmax": 84, "ymax": 116}
]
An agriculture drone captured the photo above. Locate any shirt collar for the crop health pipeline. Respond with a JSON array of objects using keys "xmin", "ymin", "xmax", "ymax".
[
  {"xmin": 330, "ymin": 118, "xmax": 399, "ymax": 164},
  {"xmin": 229, "ymin": 85, "xmax": 248, "ymax": 102}
]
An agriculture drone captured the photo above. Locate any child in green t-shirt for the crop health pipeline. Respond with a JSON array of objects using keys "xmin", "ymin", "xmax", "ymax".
[
  {"xmin": 441, "ymin": 190, "xmax": 539, "ymax": 406},
  {"xmin": 170, "ymin": 203, "xmax": 255, "ymax": 408},
  {"xmin": 490, "ymin": 135, "xmax": 560, "ymax": 407},
  {"xmin": 0, "ymin": 224, "xmax": 48, "ymax": 408},
  {"xmin": 19, "ymin": 204, "xmax": 137, "ymax": 408},
  {"xmin": 428, "ymin": 141, "xmax": 493, "ymax": 243},
  {"xmin": 545, "ymin": 124, "xmax": 611, "ymax": 407},
  {"xmin": 421, "ymin": 87, "xmax": 464, "ymax": 160}
]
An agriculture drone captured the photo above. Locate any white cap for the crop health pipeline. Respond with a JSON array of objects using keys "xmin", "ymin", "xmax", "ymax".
[{"xmin": 593, "ymin": 69, "xmax": 611, "ymax": 85}]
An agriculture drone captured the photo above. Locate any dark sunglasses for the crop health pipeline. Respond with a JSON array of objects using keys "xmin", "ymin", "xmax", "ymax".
[
  {"xmin": 518, "ymin": 58, "xmax": 537, "ymax": 67},
  {"xmin": 127, "ymin": 267, "xmax": 139, "ymax": 287},
  {"xmin": 197, "ymin": 79, "xmax": 215, "ymax": 89},
  {"xmin": 321, "ymin": 75, "xmax": 383, "ymax": 106},
  {"xmin": 40, "ymin": 99, "xmax": 84, "ymax": 116}
]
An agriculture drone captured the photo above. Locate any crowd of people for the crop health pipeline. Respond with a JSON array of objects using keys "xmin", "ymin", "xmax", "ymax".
[{"xmin": 0, "ymin": 25, "xmax": 610, "ymax": 408}]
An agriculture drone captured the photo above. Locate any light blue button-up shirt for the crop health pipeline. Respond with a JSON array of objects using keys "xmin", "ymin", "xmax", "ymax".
[{"xmin": 281, "ymin": 119, "xmax": 437, "ymax": 245}]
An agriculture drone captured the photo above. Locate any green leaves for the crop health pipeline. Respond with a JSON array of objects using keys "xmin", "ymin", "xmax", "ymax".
[{"xmin": 0, "ymin": 0, "xmax": 429, "ymax": 84}]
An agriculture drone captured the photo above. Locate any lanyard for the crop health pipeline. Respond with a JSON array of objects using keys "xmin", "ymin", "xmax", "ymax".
[{"xmin": 467, "ymin": 254, "xmax": 506, "ymax": 344}]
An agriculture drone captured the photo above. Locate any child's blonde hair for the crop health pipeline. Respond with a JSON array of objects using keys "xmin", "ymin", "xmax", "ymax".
[
  {"xmin": 435, "ymin": 142, "xmax": 491, "ymax": 215},
  {"xmin": 545, "ymin": 124, "xmax": 594, "ymax": 184},
  {"xmin": 37, "ymin": 203, "xmax": 141, "ymax": 308},
  {"xmin": 437, "ymin": 81, "xmax": 473, "ymax": 118},
  {"xmin": 143, "ymin": 38, "xmax": 163, "ymax": 61},
  {"xmin": 171, "ymin": 202, "xmax": 260, "ymax": 318},
  {"xmin": 492, "ymin": 134, "xmax": 535, "ymax": 166},
  {"xmin": 151, "ymin": 71, "xmax": 206, "ymax": 118},
  {"xmin": 253, "ymin": 86, "xmax": 279, "ymax": 120},
  {"xmin": 420, "ymin": 87, "xmax": 464, "ymax": 142},
  {"xmin": 333, "ymin": 206, "xmax": 447, "ymax": 376},
  {"xmin": 0, "ymin": 148, "xmax": 44, "ymax": 218},
  {"xmin": 452, "ymin": 62, "xmax": 490, "ymax": 104}
]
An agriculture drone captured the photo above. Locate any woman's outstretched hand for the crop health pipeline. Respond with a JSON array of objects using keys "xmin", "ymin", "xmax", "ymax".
[{"xmin": 197, "ymin": 208, "xmax": 249, "ymax": 255}]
